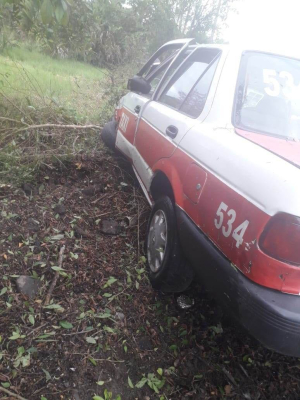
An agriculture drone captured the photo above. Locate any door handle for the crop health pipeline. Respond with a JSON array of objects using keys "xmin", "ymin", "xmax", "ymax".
[
  {"xmin": 166, "ymin": 125, "xmax": 178, "ymax": 139},
  {"xmin": 134, "ymin": 105, "xmax": 141, "ymax": 114}
]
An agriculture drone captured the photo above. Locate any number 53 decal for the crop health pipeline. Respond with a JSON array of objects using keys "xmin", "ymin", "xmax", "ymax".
[{"xmin": 214, "ymin": 202, "xmax": 249, "ymax": 248}]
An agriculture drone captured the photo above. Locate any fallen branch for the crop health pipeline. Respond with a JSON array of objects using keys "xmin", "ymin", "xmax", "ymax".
[
  {"xmin": 0, "ymin": 386, "xmax": 28, "ymax": 400},
  {"xmin": 44, "ymin": 245, "xmax": 65, "ymax": 306},
  {"xmin": 16, "ymin": 124, "xmax": 102, "ymax": 133},
  {"xmin": 0, "ymin": 117, "xmax": 29, "ymax": 125}
]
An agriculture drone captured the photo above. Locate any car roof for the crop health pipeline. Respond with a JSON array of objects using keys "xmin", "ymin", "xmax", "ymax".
[{"xmin": 163, "ymin": 39, "xmax": 300, "ymax": 61}]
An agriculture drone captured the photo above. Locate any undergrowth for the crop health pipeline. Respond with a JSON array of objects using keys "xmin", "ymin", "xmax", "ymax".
[{"xmin": 0, "ymin": 45, "xmax": 133, "ymax": 185}]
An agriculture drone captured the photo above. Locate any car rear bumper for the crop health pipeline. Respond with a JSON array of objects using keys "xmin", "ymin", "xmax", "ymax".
[{"xmin": 176, "ymin": 206, "xmax": 300, "ymax": 357}]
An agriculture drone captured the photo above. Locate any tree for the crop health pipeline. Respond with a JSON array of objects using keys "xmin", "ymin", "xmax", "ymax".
[
  {"xmin": 0, "ymin": 0, "xmax": 237, "ymax": 66},
  {"xmin": 169, "ymin": 0, "xmax": 235, "ymax": 42}
]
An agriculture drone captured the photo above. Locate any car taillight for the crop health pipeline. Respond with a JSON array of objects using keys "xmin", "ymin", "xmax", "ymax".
[{"xmin": 260, "ymin": 213, "xmax": 300, "ymax": 265}]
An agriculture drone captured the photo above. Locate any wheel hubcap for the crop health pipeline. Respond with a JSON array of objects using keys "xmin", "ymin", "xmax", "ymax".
[{"xmin": 147, "ymin": 210, "xmax": 168, "ymax": 273}]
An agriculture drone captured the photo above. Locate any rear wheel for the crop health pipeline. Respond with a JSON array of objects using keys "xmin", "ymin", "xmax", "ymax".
[{"xmin": 146, "ymin": 196, "xmax": 194, "ymax": 292}]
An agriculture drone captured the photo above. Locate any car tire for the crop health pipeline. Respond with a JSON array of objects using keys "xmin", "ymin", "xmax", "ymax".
[
  {"xmin": 101, "ymin": 120, "xmax": 117, "ymax": 150},
  {"xmin": 146, "ymin": 196, "xmax": 195, "ymax": 293}
]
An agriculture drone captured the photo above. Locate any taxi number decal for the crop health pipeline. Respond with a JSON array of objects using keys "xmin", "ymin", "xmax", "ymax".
[
  {"xmin": 119, "ymin": 112, "xmax": 129, "ymax": 133},
  {"xmin": 263, "ymin": 69, "xmax": 300, "ymax": 100},
  {"xmin": 214, "ymin": 202, "xmax": 249, "ymax": 248}
]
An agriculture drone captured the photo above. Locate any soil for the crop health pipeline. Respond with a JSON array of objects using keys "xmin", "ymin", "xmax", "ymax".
[{"xmin": 0, "ymin": 148, "xmax": 300, "ymax": 400}]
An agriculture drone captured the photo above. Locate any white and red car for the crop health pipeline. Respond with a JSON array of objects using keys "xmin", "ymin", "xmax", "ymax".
[{"xmin": 102, "ymin": 39, "xmax": 300, "ymax": 356}]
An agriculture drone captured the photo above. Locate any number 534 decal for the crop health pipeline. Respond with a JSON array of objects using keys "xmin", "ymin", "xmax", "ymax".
[{"xmin": 214, "ymin": 202, "xmax": 249, "ymax": 248}]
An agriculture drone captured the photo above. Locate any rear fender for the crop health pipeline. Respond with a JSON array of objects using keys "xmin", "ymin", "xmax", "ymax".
[{"xmin": 151, "ymin": 159, "xmax": 184, "ymax": 207}]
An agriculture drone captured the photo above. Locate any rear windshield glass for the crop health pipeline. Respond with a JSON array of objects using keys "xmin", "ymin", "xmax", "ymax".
[{"xmin": 234, "ymin": 52, "xmax": 300, "ymax": 140}]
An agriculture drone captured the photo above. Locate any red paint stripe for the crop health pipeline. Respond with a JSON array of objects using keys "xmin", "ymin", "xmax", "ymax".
[
  {"xmin": 152, "ymin": 146, "xmax": 300, "ymax": 294},
  {"xmin": 236, "ymin": 128, "xmax": 300, "ymax": 168}
]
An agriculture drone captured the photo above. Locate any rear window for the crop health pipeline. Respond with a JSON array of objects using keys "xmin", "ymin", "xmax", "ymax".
[{"xmin": 233, "ymin": 52, "xmax": 300, "ymax": 140}]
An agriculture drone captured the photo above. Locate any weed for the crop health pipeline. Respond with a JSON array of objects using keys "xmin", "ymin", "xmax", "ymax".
[{"xmin": 0, "ymin": 45, "xmax": 106, "ymax": 184}]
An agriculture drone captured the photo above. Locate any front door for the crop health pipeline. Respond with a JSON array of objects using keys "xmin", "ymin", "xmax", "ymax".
[
  {"xmin": 116, "ymin": 41, "xmax": 189, "ymax": 160},
  {"xmin": 133, "ymin": 47, "xmax": 222, "ymax": 190}
]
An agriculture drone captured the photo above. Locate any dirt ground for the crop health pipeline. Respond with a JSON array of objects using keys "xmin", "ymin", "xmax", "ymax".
[{"xmin": 0, "ymin": 147, "xmax": 300, "ymax": 400}]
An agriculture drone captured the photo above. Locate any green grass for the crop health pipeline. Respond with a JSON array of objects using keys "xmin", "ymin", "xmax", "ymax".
[{"xmin": 0, "ymin": 46, "xmax": 106, "ymax": 122}]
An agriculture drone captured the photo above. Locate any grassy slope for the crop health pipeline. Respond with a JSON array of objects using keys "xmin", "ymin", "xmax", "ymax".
[{"xmin": 0, "ymin": 46, "xmax": 106, "ymax": 122}]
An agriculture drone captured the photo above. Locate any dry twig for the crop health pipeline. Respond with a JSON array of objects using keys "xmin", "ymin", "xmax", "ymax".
[
  {"xmin": 16, "ymin": 124, "xmax": 102, "ymax": 134},
  {"xmin": 0, "ymin": 386, "xmax": 28, "ymax": 400},
  {"xmin": 44, "ymin": 245, "xmax": 65, "ymax": 306}
]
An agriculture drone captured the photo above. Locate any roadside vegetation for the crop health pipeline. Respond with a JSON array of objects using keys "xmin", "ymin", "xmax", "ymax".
[
  {"xmin": 1, "ymin": 46, "xmax": 105, "ymax": 113},
  {"xmin": 0, "ymin": 44, "xmax": 118, "ymax": 185}
]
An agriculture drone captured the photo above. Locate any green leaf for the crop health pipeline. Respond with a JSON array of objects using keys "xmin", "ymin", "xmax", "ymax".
[
  {"xmin": 86, "ymin": 337, "xmax": 96, "ymax": 344},
  {"xmin": 96, "ymin": 381, "xmax": 105, "ymax": 386},
  {"xmin": 51, "ymin": 266, "xmax": 65, "ymax": 272},
  {"xmin": 103, "ymin": 326, "xmax": 115, "ymax": 334},
  {"xmin": 128, "ymin": 376, "xmax": 134, "ymax": 388},
  {"xmin": 59, "ymin": 321, "xmax": 73, "ymax": 329},
  {"xmin": 41, "ymin": 396, "xmax": 48, "ymax": 400},
  {"xmin": 43, "ymin": 368, "xmax": 51, "ymax": 382},
  {"xmin": 40, "ymin": 0, "xmax": 54, "ymax": 24},
  {"xmin": 37, "ymin": 332, "xmax": 56, "ymax": 339},
  {"xmin": 44, "ymin": 304, "xmax": 64, "ymax": 312},
  {"xmin": 93, "ymin": 396, "xmax": 104, "ymax": 400},
  {"xmin": 55, "ymin": 4, "xmax": 65, "ymax": 23},
  {"xmin": 1, "ymin": 382, "xmax": 10, "ymax": 388},
  {"xmin": 89, "ymin": 357, "xmax": 97, "ymax": 366},
  {"xmin": 9, "ymin": 331, "xmax": 25, "ymax": 340},
  {"xmin": 29, "ymin": 315, "xmax": 35, "ymax": 326},
  {"xmin": 103, "ymin": 277, "xmax": 117, "ymax": 288},
  {"xmin": 0, "ymin": 287, "xmax": 7, "ymax": 296},
  {"xmin": 96, "ymin": 312, "xmax": 111, "ymax": 319},
  {"xmin": 157, "ymin": 368, "xmax": 163, "ymax": 376},
  {"xmin": 136, "ymin": 377, "xmax": 148, "ymax": 388},
  {"xmin": 60, "ymin": 8, "xmax": 69, "ymax": 26},
  {"xmin": 61, "ymin": 0, "xmax": 68, "ymax": 11},
  {"xmin": 21, "ymin": 354, "xmax": 30, "ymax": 367}
]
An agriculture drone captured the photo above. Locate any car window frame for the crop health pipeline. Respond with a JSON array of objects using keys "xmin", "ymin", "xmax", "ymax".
[
  {"xmin": 138, "ymin": 40, "xmax": 191, "ymax": 78},
  {"xmin": 155, "ymin": 47, "xmax": 222, "ymax": 119},
  {"xmin": 143, "ymin": 57, "xmax": 175, "ymax": 99}
]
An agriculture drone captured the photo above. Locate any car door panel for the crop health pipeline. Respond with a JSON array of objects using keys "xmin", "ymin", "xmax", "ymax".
[
  {"xmin": 134, "ymin": 102, "xmax": 196, "ymax": 170},
  {"xmin": 116, "ymin": 92, "xmax": 149, "ymax": 159},
  {"xmin": 133, "ymin": 48, "xmax": 223, "ymax": 184}
]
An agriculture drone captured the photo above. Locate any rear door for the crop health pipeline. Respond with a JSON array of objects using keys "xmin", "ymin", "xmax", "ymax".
[
  {"xmin": 133, "ymin": 47, "xmax": 221, "ymax": 188},
  {"xmin": 116, "ymin": 41, "xmax": 189, "ymax": 159}
]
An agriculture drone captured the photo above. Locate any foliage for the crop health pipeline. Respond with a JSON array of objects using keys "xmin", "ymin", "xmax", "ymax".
[
  {"xmin": 0, "ymin": 0, "xmax": 237, "ymax": 66},
  {"xmin": 135, "ymin": 372, "xmax": 166, "ymax": 394},
  {"xmin": 0, "ymin": 45, "xmax": 105, "ymax": 184}
]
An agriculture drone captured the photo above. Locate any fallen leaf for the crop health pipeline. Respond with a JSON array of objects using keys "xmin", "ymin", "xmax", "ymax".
[{"xmin": 225, "ymin": 385, "xmax": 232, "ymax": 395}]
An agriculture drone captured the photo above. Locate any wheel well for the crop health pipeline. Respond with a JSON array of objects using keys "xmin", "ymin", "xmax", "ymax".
[{"xmin": 150, "ymin": 171, "xmax": 175, "ymax": 203}]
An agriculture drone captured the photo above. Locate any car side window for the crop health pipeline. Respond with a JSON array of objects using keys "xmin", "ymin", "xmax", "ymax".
[
  {"xmin": 148, "ymin": 64, "xmax": 170, "ymax": 97},
  {"xmin": 180, "ymin": 56, "xmax": 220, "ymax": 117},
  {"xmin": 147, "ymin": 51, "xmax": 190, "ymax": 97},
  {"xmin": 143, "ymin": 49, "xmax": 179, "ymax": 78},
  {"xmin": 159, "ymin": 48, "xmax": 221, "ymax": 114}
]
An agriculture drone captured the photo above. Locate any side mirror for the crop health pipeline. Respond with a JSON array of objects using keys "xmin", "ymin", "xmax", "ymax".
[{"xmin": 128, "ymin": 75, "xmax": 151, "ymax": 95}]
